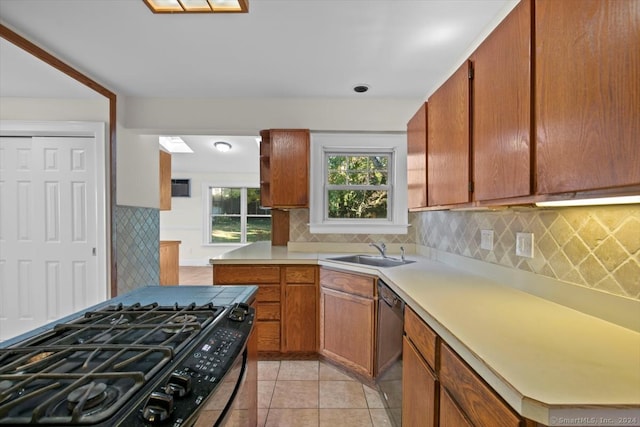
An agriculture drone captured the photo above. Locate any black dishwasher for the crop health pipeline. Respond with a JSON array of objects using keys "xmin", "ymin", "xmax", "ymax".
[{"xmin": 376, "ymin": 279, "xmax": 404, "ymax": 427}]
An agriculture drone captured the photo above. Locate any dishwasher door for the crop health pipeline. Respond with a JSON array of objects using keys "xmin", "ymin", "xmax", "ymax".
[{"xmin": 376, "ymin": 280, "xmax": 404, "ymax": 427}]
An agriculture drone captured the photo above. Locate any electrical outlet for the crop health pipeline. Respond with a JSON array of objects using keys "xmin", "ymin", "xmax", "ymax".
[
  {"xmin": 516, "ymin": 232, "xmax": 534, "ymax": 258},
  {"xmin": 480, "ymin": 229, "xmax": 494, "ymax": 250}
]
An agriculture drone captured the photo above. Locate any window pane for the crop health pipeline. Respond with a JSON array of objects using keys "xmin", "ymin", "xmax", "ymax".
[
  {"xmin": 369, "ymin": 170, "xmax": 388, "ymax": 185},
  {"xmin": 247, "ymin": 216, "xmax": 272, "ymax": 242},
  {"xmin": 211, "ymin": 188, "xmax": 241, "ymax": 214},
  {"xmin": 328, "ymin": 155, "xmax": 347, "ymax": 170},
  {"xmin": 247, "ymin": 188, "xmax": 270, "ymax": 215},
  {"xmin": 328, "ymin": 171, "xmax": 347, "ymax": 185},
  {"xmin": 211, "ymin": 216, "xmax": 241, "ymax": 243},
  {"xmin": 328, "ymin": 190, "xmax": 388, "ymax": 219}
]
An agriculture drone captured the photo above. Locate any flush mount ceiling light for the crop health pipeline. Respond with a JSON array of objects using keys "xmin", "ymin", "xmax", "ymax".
[
  {"xmin": 143, "ymin": 0, "xmax": 248, "ymax": 13},
  {"xmin": 214, "ymin": 141, "xmax": 232, "ymax": 152}
]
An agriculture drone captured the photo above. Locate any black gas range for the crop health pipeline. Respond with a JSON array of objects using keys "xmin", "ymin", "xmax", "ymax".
[{"xmin": 0, "ymin": 297, "xmax": 255, "ymax": 427}]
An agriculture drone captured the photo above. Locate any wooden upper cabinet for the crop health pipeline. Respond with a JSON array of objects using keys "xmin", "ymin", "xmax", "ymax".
[
  {"xmin": 260, "ymin": 129, "xmax": 310, "ymax": 208},
  {"xmin": 159, "ymin": 150, "xmax": 171, "ymax": 211},
  {"xmin": 472, "ymin": 0, "xmax": 532, "ymax": 201},
  {"xmin": 407, "ymin": 102, "xmax": 428, "ymax": 209},
  {"xmin": 535, "ymin": 0, "xmax": 640, "ymax": 194},
  {"xmin": 428, "ymin": 61, "xmax": 471, "ymax": 206}
]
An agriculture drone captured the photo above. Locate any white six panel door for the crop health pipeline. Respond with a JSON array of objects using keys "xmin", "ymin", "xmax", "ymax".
[{"xmin": 0, "ymin": 136, "xmax": 100, "ymax": 341}]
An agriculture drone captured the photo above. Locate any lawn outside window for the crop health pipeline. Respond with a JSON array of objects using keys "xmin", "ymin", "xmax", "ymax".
[
  {"xmin": 310, "ymin": 133, "xmax": 409, "ymax": 234},
  {"xmin": 207, "ymin": 187, "xmax": 271, "ymax": 244}
]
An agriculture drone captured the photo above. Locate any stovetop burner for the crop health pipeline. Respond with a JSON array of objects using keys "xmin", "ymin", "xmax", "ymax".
[{"xmin": 0, "ymin": 302, "xmax": 228, "ymax": 426}]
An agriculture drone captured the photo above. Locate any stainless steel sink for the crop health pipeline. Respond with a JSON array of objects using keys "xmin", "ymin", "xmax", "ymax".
[{"xmin": 328, "ymin": 254, "xmax": 415, "ymax": 268}]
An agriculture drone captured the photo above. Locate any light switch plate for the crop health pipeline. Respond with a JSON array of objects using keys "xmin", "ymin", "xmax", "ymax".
[
  {"xmin": 516, "ymin": 232, "xmax": 534, "ymax": 258},
  {"xmin": 480, "ymin": 229, "xmax": 494, "ymax": 250}
]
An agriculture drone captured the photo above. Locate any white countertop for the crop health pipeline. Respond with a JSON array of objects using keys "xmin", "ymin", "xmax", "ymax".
[{"xmin": 210, "ymin": 242, "xmax": 640, "ymax": 425}]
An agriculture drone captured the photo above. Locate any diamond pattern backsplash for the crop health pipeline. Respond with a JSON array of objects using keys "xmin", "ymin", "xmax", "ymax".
[
  {"xmin": 415, "ymin": 205, "xmax": 640, "ymax": 300},
  {"xmin": 115, "ymin": 205, "xmax": 159, "ymax": 295},
  {"xmin": 289, "ymin": 209, "xmax": 416, "ymax": 244},
  {"xmin": 290, "ymin": 205, "xmax": 639, "ymax": 300}
]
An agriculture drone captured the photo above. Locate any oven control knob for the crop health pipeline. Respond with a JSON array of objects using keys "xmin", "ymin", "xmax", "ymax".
[
  {"xmin": 164, "ymin": 372, "xmax": 192, "ymax": 397},
  {"xmin": 142, "ymin": 391, "xmax": 174, "ymax": 423}
]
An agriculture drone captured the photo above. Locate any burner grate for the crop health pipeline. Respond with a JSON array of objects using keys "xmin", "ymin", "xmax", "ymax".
[{"xmin": 0, "ymin": 302, "xmax": 226, "ymax": 425}]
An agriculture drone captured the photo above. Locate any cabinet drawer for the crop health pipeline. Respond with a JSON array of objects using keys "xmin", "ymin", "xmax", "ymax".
[
  {"xmin": 256, "ymin": 302, "xmax": 280, "ymax": 321},
  {"xmin": 257, "ymin": 284, "xmax": 281, "ymax": 302},
  {"xmin": 320, "ymin": 268, "xmax": 376, "ymax": 298},
  {"xmin": 214, "ymin": 265, "xmax": 280, "ymax": 284},
  {"xmin": 285, "ymin": 266, "xmax": 316, "ymax": 283},
  {"xmin": 404, "ymin": 307, "xmax": 438, "ymax": 370},
  {"xmin": 440, "ymin": 343, "xmax": 520, "ymax": 427},
  {"xmin": 256, "ymin": 321, "xmax": 281, "ymax": 352}
]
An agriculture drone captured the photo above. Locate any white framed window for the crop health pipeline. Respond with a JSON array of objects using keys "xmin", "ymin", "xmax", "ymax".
[
  {"xmin": 205, "ymin": 187, "xmax": 271, "ymax": 244},
  {"xmin": 310, "ymin": 133, "xmax": 408, "ymax": 234}
]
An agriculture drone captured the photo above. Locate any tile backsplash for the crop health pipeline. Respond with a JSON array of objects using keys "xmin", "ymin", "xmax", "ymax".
[
  {"xmin": 416, "ymin": 205, "xmax": 639, "ymax": 300},
  {"xmin": 289, "ymin": 209, "xmax": 415, "ymax": 245},
  {"xmin": 289, "ymin": 205, "xmax": 639, "ymax": 300},
  {"xmin": 115, "ymin": 205, "xmax": 159, "ymax": 295}
]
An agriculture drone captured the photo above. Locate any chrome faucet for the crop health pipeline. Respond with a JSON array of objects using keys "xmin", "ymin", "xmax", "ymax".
[{"xmin": 369, "ymin": 242, "xmax": 388, "ymax": 258}]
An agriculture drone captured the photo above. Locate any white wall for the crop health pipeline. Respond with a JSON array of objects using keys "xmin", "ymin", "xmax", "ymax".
[
  {"xmin": 0, "ymin": 97, "xmax": 108, "ymax": 121},
  {"xmin": 160, "ymin": 171, "xmax": 259, "ymax": 265},
  {"xmin": 123, "ymin": 97, "xmax": 423, "ymax": 134},
  {"xmin": 115, "ymin": 129, "xmax": 159, "ymax": 208}
]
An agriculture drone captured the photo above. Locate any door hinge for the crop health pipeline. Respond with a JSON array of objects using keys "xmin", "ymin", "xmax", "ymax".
[
  {"xmin": 469, "ymin": 182, "xmax": 474, "ymax": 193},
  {"xmin": 468, "ymin": 67, "xmax": 474, "ymax": 80},
  {"xmin": 92, "ymin": 247, "xmax": 96, "ymax": 256}
]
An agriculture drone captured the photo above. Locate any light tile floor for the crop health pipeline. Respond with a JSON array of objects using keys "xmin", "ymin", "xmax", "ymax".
[{"xmin": 258, "ymin": 360, "xmax": 392, "ymax": 427}]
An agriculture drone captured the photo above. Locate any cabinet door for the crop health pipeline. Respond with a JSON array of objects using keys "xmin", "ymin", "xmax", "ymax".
[
  {"xmin": 407, "ymin": 102, "xmax": 428, "ymax": 209},
  {"xmin": 320, "ymin": 287, "xmax": 374, "ymax": 378},
  {"xmin": 159, "ymin": 150, "xmax": 171, "ymax": 211},
  {"xmin": 440, "ymin": 388, "xmax": 473, "ymax": 427},
  {"xmin": 270, "ymin": 129, "xmax": 310, "ymax": 208},
  {"xmin": 402, "ymin": 337, "xmax": 437, "ymax": 427},
  {"xmin": 159, "ymin": 241, "xmax": 179, "ymax": 285},
  {"xmin": 535, "ymin": 0, "xmax": 640, "ymax": 194},
  {"xmin": 472, "ymin": 0, "xmax": 531, "ymax": 201},
  {"xmin": 283, "ymin": 283, "xmax": 317, "ymax": 352},
  {"xmin": 428, "ymin": 61, "xmax": 471, "ymax": 206}
]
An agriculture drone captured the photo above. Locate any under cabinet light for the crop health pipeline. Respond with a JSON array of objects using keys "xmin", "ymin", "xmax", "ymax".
[
  {"xmin": 535, "ymin": 195, "xmax": 640, "ymax": 207},
  {"xmin": 143, "ymin": 0, "xmax": 248, "ymax": 13}
]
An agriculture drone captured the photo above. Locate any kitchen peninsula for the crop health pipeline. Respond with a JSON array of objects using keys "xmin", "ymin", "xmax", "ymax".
[{"xmin": 210, "ymin": 241, "xmax": 640, "ymax": 427}]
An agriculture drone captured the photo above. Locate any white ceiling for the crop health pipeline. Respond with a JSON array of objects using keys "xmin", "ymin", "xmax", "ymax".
[
  {"xmin": 0, "ymin": 0, "xmax": 517, "ymax": 173},
  {"xmin": 0, "ymin": 0, "xmax": 517, "ymax": 99}
]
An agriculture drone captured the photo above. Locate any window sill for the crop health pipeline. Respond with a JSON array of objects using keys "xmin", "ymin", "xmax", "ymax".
[{"xmin": 309, "ymin": 223, "xmax": 409, "ymax": 235}]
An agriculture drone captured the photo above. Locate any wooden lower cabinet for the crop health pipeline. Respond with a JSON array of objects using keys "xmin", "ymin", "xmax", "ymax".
[
  {"xmin": 320, "ymin": 287, "xmax": 374, "ymax": 377},
  {"xmin": 402, "ymin": 336, "xmax": 438, "ymax": 427},
  {"xmin": 440, "ymin": 388, "xmax": 473, "ymax": 427},
  {"xmin": 159, "ymin": 240, "xmax": 180, "ymax": 285},
  {"xmin": 213, "ymin": 264, "xmax": 317, "ymax": 355},
  {"xmin": 439, "ymin": 343, "xmax": 521, "ymax": 427},
  {"xmin": 284, "ymin": 283, "xmax": 317, "ymax": 352},
  {"xmin": 319, "ymin": 268, "xmax": 376, "ymax": 378},
  {"xmin": 283, "ymin": 265, "xmax": 318, "ymax": 353}
]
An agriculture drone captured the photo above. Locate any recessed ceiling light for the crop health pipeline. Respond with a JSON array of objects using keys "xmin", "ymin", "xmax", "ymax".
[
  {"xmin": 214, "ymin": 141, "xmax": 232, "ymax": 152},
  {"xmin": 159, "ymin": 136, "xmax": 193, "ymax": 153},
  {"xmin": 353, "ymin": 84, "xmax": 369, "ymax": 93}
]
